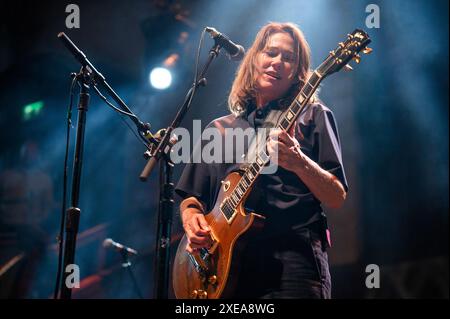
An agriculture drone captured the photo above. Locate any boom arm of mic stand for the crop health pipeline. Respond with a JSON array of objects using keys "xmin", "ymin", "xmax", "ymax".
[{"xmin": 57, "ymin": 32, "xmax": 149, "ymax": 135}]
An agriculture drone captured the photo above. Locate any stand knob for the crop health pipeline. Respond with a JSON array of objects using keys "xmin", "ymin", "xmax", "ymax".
[{"xmin": 198, "ymin": 290, "xmax": 208, "ymax": 299}]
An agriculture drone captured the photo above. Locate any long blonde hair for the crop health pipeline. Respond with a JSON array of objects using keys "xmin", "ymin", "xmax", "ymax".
[{"xmin": 228, "ymin": 22, "xmax": 315, "ymax": 116}]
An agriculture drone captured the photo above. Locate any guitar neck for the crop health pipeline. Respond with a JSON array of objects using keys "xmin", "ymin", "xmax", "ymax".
[{"xmin": 276, "ymin": 69, "xmax": 324, "ymax": 133}]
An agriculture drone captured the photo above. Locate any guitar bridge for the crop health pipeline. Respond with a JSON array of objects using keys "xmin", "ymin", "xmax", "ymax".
[{"xmin": 188, "ymin": 252, "xmax": 208, "ymax": 274}]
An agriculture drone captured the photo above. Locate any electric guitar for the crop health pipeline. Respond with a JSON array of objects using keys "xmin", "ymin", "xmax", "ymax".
[{"xmin": 172, "ymin": 29, "xmax": 372, "ymax": 299}]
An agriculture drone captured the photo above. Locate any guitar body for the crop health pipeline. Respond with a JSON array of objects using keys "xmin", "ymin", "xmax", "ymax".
[{"xmin": 172, "ymin": 171, "xmax": 265, "ymax": 299}]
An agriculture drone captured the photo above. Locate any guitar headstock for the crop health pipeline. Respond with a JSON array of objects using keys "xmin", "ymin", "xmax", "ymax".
[{"xmin": 318, "ymin": 29, "xmax": 372, "ymax": 77}]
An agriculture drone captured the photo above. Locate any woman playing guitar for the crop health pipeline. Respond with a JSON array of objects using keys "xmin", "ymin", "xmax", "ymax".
[{"xmin": 175, "ymin": 22, "xmax": 349, "ymax": 299}]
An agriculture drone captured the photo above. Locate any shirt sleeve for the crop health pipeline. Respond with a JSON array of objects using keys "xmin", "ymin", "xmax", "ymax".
[{"xmin": 313, "ymin": 107, "xmax": 349, "ymax": 192}]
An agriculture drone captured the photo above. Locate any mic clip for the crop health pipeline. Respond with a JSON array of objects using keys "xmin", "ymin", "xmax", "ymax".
[
  {"xmin": 205, "ymin": 26, "xmax": 245, "ymax": 61},
  {"xmin": 142, "ymin": 128, "xmax": 178, "ymax": 162}
]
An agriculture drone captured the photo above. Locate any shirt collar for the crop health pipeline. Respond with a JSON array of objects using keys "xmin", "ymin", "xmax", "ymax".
[
  {"xmin": 246, "ymin": 99, "xmax": 282, "ymax": 118},
  {"xmin": 246, "ymin": 99, "xmax": 283, "ymax": 129}
]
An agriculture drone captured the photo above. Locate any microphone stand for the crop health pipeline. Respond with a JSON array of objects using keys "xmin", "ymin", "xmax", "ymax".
[
  {"xmin": 140, "ymin": 43, "xmax": 222, "ymax": 299},
  {"xmin": 119, "ymin": 250, "xmax": 144, "ymax": 299},
  {"xmin": 56, "ymin": 32, "xmax": 152, "ymax": 299},
  {"xmin": 59, "ymin": 66, "xmax": 91, "ymax": 299}
]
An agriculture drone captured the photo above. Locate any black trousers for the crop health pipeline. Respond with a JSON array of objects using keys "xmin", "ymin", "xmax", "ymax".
[{"xmin": 234, "ymin": 222, "xmax": 331, "ymax": 299}]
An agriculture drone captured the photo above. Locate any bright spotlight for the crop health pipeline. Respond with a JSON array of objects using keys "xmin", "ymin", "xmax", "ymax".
[{"xmin": 149, "ymin": 67, "xmax": 172, "ymax": 90}]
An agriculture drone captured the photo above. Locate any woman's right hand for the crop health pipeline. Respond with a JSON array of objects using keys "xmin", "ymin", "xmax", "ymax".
[{"xmin": 181, "ymin": 207, "xmax": 212, "ymax": 254}]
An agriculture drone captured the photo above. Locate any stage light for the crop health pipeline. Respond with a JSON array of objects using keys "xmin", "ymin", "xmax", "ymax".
[
  {"xmin": 149, "ymin": 67, "xmax": 172, "ymax": 90},
  {"xmin": 22, "ymin": 101, "xmax": 44, "ymax": 121}
]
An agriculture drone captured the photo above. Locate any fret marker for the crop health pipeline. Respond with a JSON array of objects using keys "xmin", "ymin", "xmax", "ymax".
[{"xmin": 287, "ymin": 111, "xmax": 294, "ymax": 120}]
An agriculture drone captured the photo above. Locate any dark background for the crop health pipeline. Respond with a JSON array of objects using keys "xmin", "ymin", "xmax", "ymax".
[{"xmin": 0, "ymin": 0, "xmax": 448, "ymax": 298}]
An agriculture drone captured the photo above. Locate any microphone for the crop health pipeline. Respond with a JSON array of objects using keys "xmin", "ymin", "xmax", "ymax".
[
  {"xmin": 103, "ymin": 238, "xmax": 138, "ymax": 256},
  {"xmin": 205, "ymin": 27, "xmax": 245, "ymax": 61}
]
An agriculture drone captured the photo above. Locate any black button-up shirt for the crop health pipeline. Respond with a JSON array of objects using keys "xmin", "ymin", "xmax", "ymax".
[{"xmin": 175, "ymin": 101, "xmax": 348, "ymax": 236}]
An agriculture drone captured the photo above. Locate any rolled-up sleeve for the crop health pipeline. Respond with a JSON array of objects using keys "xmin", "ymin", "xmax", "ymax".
[{"xmin": 314, "ymin": 108, "xmax": 348, "ymax": 192}]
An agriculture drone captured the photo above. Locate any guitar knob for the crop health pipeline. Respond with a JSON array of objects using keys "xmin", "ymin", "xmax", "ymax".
[
  {"xmin": 208, "ymin": 275, "xmax": 217, "ymax": 285},
  {"xmin": 191, "ymin": 290, "xmax": 198, "ymax": 299},
  {"xmin": 198, "ymin": 290, "xmax": 208, "ymax": 299}
]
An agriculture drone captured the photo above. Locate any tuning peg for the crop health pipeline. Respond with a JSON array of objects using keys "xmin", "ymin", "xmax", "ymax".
[
  {"xmin": 343, "ymin": 64, "xmax": 353, "ymax": 71},
  {"xmin": 353, "ymin": 54, "xmax": 361, "ymax": 64},
  {"xmin": 338, "ymin": 42, "xmax": 345, "ymax": 48},
  {"xmin": 363, "ymin": 47, "xmax": 373, "ymax": 54}
]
